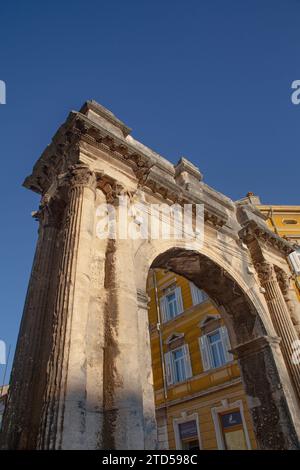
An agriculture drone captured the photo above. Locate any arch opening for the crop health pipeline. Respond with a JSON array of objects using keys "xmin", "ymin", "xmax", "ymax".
[{"xmin": 145, "ymin": 247, "xmax": 300, "ymax": 450}]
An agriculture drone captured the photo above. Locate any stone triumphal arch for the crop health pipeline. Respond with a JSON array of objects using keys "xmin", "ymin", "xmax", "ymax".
[{"xmin": 1, "ymin": 101, "xmax": 300, "ymax": 449}]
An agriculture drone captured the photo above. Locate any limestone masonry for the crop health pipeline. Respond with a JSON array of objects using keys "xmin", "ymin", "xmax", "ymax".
[{"xmin": 1, "ymin": 101, "xmax": 300, "ymax": 449}]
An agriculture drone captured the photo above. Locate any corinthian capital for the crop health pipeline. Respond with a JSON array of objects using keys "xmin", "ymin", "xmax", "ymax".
[
  {"xmin": 66, "ymin": 164, "xmax": 96, "ymax": 190},
  {"xmin": 275, "ymin": 267, "xmax": 291, "ymax": 297},
  {"xmin": 255, "ymin": 261, "xmax": 276, "ymax": 283}
]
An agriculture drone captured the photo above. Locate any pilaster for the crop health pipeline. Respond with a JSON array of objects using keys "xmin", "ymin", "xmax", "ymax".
[
  {"xmin": 255, "ymin": 262, "xmax": 300, "ymax": 399},
  {"xmin": 137, "ymin": 289, "xmax": 157, "ymax": 449},
  {"xmin": 38, "ymin": 164, "xmax": 97, "ymax": 449}
]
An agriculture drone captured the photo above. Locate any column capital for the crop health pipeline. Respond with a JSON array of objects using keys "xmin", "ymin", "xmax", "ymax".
[
  {"xmin": 97, "ymin": 173, "xmax": 125, "ymax": 204},
  {"xmin": 275, "ymin": 267, "xmax": 291, "ymax": 297},
  {"xmin": 232, "ymin": 335, "xmax": 281, "ymax": 360},
  {"xmin": 65, "ymin": 164, "xmax": 97, "ymax": 191},
  {"xmin": 255, "ymin": 261, "xmax": 277, "ymax": 283}
]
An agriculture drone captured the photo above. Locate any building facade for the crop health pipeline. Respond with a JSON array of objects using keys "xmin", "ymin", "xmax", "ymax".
[
  {"xmin": 1, "ymin": 101, "xmax": 300, "ymax": 450},
  {"xmin": 148, "ymin": 269, "xmax": 257, "ymax": 450},
  {"xmin": 147, "ymin": 200, "xmax": 300, "ymax": 450}
]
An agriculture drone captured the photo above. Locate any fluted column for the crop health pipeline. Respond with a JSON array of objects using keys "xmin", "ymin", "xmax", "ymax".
[
  {"xmin": 38, "ymin": 164, "xmax": 96, "ymax": 449},
  {"xmin": 0, "ymin": 199, "xmax": 60, "ymax": 449},
  {"xmin": 137, "ymin": 289, "xmax": 157, "ymax": 449},
  {"xmin": 256, "ymin": 262, "xmax": 300, "ymax": 398},
  {"xmin": 275, "ymin": 267, "xmax": 300, "ymax": 337}
]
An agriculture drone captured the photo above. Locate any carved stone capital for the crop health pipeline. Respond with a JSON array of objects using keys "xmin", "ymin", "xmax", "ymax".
[
  {"xmin": 97, "ymin": 174, "xmax": 124, "ymax": 204},
  {"xmin": 231, "ymin": 335, "xmax": 281, "ymax": 360},
  {"xmin": 255, "ymin": 261, "xmax": 277, "ymax": 283},
  {"xmin": 275, "ymin": 267, "xmax": 291, "ymax": 298},
  {"xmin": 65, "ymin": 164, "xmax": 96, "ymax": 191}
]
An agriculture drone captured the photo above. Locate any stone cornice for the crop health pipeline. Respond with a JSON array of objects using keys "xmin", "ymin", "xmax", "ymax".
[
  {"xmin": 23, "ymin": 104, "xmax": 231, "ymax": 228},
  {"xmin": 79, "ymin": 100, "xmax": 132, "ymax": 137},
  {"xmin": 239, "ymin": 219, "xmax": 295, "ymax": 255}
]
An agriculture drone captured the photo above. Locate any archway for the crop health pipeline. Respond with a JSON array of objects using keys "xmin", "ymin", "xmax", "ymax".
[
  {"xmin": 140, "ymin": 247, "xmax": 300, "ymax": 450},
  {"xmin": 1, "ymin": 101, "xmax": 300, "ymax": 451}
]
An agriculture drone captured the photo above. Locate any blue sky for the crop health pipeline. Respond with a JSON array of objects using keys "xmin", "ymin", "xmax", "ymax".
[{"xmin": 0, "ymin": 0, "xmax": 299, "ymax": 382}]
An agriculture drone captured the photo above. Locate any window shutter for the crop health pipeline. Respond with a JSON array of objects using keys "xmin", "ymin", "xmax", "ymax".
[
  {"xmin": 198, "ymin": 335, "xmax": 211, "ymax": 371},
  {"xmin": 288, "ymin": 251, "xmax": 300, "ymax": 276},
  {"xmin": 190, "ymin": 282, "xmax": 207, "ymax": 305},
  {"xmin": 175, "ymin": 287, "xmax": 184, "ymax": 314},
  {"xmin": 183, "ymin": 344, "xmax": 193, "ymax": 379},
  {"xmin": 164, "ymin": 351, "xmax": 174, "ymax": 386},
  {"xmin": 220, "ymin": 326, "xmax": 233, "ymax": 363},
  {"xmin": 159, "ymin": 296, "xmax": 167, "ymax": 323},
  {"xmin": 190, "ymin": 282, "xmax": 198, "ymax": 305}
]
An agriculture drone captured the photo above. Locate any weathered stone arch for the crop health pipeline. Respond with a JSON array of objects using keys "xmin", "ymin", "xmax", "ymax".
[
  {"xmin": 140, "ymin": 246, "xmax": 300, "ymax": 449},
  {"xmin": 1, "ymin": 100, "xmax": 300, "ymax": 450}
]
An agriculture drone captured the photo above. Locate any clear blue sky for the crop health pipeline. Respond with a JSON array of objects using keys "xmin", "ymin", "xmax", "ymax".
[{"xmin": 0, "ymin": 0, "xmax": 299, "ymax": 383}]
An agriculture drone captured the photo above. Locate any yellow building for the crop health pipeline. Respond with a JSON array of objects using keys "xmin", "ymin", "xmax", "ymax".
[
  {"xmin": 147, "ymin": 199, "xmax": 300, "ymax": 450},
  {"xmin": 257, "ymin": 202, "xmax": 300, "ymax": 297},
  {"xmin": 147, "ymin": 269, "xmax": 257, "ymax": 450}
]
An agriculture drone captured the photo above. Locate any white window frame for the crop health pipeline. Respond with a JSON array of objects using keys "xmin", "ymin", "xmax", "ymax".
[
  {"xmin": 207, "ymin": 329, "xmax": 227, "ymax": 368},
  {"xmin": 190, "ymin": 282, "xmax": 208, "ymax": 306},
  {"xmin": 288, "ymin": 250, "xmax": 300, "ymax": 276},
  {"xmin": 173, "ymin": 413, "xmax": 202, "ymax": 450},
  {"xmin": 199, "ymin": 326, "xmax": 233, "ymax": 371},
  {"xmin": 164, "ymin": 344, "xmax": 192, "ymax": 385},
  {"xmin": 160, "ymin": 286, "xmax": 184, "ymax": 323},
  {"xmin": 211, "ymin": 400, "xmax": 251, "ymax": 450}
]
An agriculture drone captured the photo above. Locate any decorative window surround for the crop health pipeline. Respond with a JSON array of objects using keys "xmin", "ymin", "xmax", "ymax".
[
  {"xmin": 160, "ymin": 286, "xmax": 184, "ymax": 323},
  {"xmin": 164, "ymin": 345, "xmax": 192, "ymax": 385},
  {"xmin": 158, "ymin": 277, "xmax": 178, "ymax": 291},
  {"xmin": 211, "ymin": 399, "xmax": 251, "ymax": 450},
  {"xmin": 165, "ymin": 332, "xmax": 185, "ymax": 349},
  {"xmin": 173, "ymin": 413, "xmax": 202, "ymax": 450},
  {"xmin": 199, "ymin": 326, "xmax": 233, "ymax": 371}
]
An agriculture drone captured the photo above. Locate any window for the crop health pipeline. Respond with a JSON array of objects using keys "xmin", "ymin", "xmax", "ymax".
[
  {"xmin": 177, "ymin": 420, "xmax": 200, "ymax": 450},
  {"xmin": 219, "ymin": 410, "xmax": 248, "ymax": 450},
  {"xmin": 190, "ymin": 282, "xmax": 208, "ymax": 306},
  {"xmin": 173, "ymin": 414, "xmax": 202, "ymax": 450},
  {"xmin": 208, "ymin": 330, "xmax": 226, "ymax": 368},
  {"xmin": 288, "ymin": 250, "xmax": 300, "ymax": 276},
  {"xmin": 211, "ymin": 401, "xmax": 251, "ymax": 450},
  {"xmin": 166, "ymin": 292, "xmax": 178, "ymax": 318},
  {"xmin": 199, "ymin": 326, "xmax": 233, "ymax": 371},
  {"xmin": 160, "ymin": 287, "xmax": 183, "ymax": 322},
  {"xmin": 164, "ymin": 345, "xmax": 192, "ymax": 385}
]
